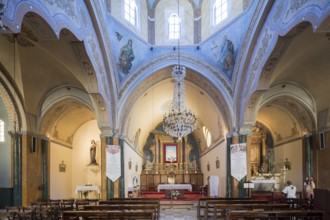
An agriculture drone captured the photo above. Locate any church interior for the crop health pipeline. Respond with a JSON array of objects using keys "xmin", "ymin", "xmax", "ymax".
[{"xmin": 1, "ymin": 0, "xmax": 330, "ymax": 217}]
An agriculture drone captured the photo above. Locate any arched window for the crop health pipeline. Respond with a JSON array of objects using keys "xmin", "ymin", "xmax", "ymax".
[
  {"xmin": 124, "ymin": 0, "xmax": 137, "ymax": 27},
  {"xmin": 213, "ymin": 0, "xmax": 228, "ymax": 26},
  {"xmin": 203, "ymin": 126, "xmax": 212, "ymax": 148},
  {"xmin": 168, "ymin": 13, "xmax": 181, "ymax": 40},
  {"xmin": 0, "ymin": 120, "xmax": 4, "ymax": 142}
]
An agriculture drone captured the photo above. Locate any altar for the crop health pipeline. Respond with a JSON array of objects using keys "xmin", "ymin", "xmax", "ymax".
[
  {"xmin": 75, "ymin": 185, "xmax": 100, "ymax": 199},
  {"xmin": 157, "ymin": 184, "xmax": 192, "ymax": 192},
  {"xmin": 251, "ymin": 179, "xmax": 276, "ymax": 192}
]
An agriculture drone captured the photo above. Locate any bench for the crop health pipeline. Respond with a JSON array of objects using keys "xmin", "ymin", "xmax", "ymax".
[
  {"xmin": 83, "ymin": 204, "xmax": 158, "ymax": 219},
  {"xmin": 212, "ymin": 203, "xmax": 290, "ymax": 219},
  {"xmin": 198, "ymin": 198, "xmax": 268, "ymax": 220},
  {"xmin": 62, "ymin": 210, "xmax": 155, "ymax": 220},
  {"xmin": 100, "ymin": 198, "xmax": 160, "ymax": 219},
  {"xmin": 226, "ymin": 209, "xmax": 325, "ymax": 220}
]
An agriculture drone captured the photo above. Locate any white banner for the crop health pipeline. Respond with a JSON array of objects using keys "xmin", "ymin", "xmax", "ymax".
[
  {"xmin": 230, "ymin": 143, "xmax": 247, "ymax": 181},
  {"xmin": 106, "ymin": 145, "xmax": 121, "ymax": 182}
]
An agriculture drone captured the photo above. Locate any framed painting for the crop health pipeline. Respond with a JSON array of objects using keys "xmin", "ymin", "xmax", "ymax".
[{"xmin": 164, "ymin": 143, "xmax": 178, "ymax": 163}]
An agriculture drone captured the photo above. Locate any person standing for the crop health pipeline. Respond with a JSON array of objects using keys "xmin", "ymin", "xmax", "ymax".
[
  {"xmin": 304, "ymin": 177, "xmax": 315, "ymax": 199},
  {"xmin": 282, "ymin": 180, "xmax": 297, "ymax": 198}
]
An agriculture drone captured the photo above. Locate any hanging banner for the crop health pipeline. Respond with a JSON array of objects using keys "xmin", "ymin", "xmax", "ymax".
[
  {"xmin": 106, "ymin": 145, "xmax": 121, "ymax": 182},
  {"xmin": 230, "ymin": 143, "xmax": 247, "ymax": 181}
]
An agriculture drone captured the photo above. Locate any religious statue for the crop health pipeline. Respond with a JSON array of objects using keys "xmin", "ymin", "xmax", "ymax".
[
  {"xmin": 145, "ymin": 156, "xmax": 153, "ymax": 170},
  {"xmin": 186, "ymin": 144, "xmax": 193, "ymax": 163},
  {"xmin": 89, "ymin": 140, "xmax": 98, "ymax": 165},
  {"xmin": 190, "ymin": 155, "xmax": 198, "ymax": 170}
]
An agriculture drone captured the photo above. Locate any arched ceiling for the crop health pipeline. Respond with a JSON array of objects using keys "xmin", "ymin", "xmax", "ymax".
[
  {"xmin": 257, "ymin": 24, "xmax": 330, "ymax": 140},
  {"xmin": 270, "ymin": 26, "xmax": 330, "ymax": 112},
  {"xmin": 40, "ymin": 98, "xmax": 95, "ymax": 147},
  {"xmin": 0, "ymin": 12, "xmax": 95, "ymax": 139},
  {"xmin": 125, "ymin": 75, "xmax": 226, "ymax": 153}
]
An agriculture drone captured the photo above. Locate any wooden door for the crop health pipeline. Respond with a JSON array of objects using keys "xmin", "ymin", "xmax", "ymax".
[
  {"xmin": 161, "ymin": 174, "xmax": 167, "ymax": 184},
  {"xmin": 140, "ymin": 174, "xmax": 147, "ymax": 191},
  {"xmin": 184, "ymin": 174, "xmax": 190, "ymax": 184},
  {"xmin": 147, "ymin": 174, "xmax": 154, "ymax": 190},
  {"xmin": 154, "ymin": 174, "xmax": 161, "ymax": 186},
  {"xmin": 175, "ymin": 174, "xmax": 183, "ymax": 184}
]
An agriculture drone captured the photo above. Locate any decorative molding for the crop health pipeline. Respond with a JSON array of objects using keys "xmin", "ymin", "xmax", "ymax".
[{"xmin": 119, "ymin": 53, "xmax": 233, "ymax": 100}]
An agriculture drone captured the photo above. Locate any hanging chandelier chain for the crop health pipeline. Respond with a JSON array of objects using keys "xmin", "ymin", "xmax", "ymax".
[{"xmin": 163, "ymin": 0, "xmax": 196, "ymax": 141}]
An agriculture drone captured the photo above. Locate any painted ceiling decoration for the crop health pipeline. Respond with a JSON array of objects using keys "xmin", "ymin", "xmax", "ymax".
[{"xmin": 0, "ymin": 0, "xmax": 329, "ymax": 153}]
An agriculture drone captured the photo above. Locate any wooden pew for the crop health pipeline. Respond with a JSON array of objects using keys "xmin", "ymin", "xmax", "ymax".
[
  {"xmin": 225, "ymin": 209, "xmax": 325, "ymax": 220},
  {"xmin": 198, "ymin": 198, "xmax": 268, "ymax": 220},
  {"xmin": 212, "ymin": 203, "xmax": 290, "ymax": 219},
  {"xmin": 62, "ymin": 210, "xmax": 155, "ymax": 220},
  {"xmin": 83, "ymin": 204, "xmax": 158, "ymax": 219},
  {"xmin": 100, "ymin": 198, "xmax": 160, "ymax": 219}
]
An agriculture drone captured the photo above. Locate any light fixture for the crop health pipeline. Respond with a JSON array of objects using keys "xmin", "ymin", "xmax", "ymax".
[
  {"xmin": 135, "ymin": 163, "xmax": 138, "ymax": 172},
  {"xmin": 215, "ymin": 157, "xmax": 220, "ymax": 169},
  {"xmin": 128, "ymin": 158, "xmax": 132, "ymax": 170},
  {"xmin": 163, "ymin": 0, "xmax": 196, "ymax": 141}
]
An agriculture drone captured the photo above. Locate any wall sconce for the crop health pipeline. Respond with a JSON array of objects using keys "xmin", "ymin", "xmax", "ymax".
[
  {"xmin": 59, "ymin": 160, "xmax": 66, "ymax": 172},
  {"xmin": 128, "ymin": 158, "xmax": 132, "ymax": 170},
  {"xmin": 284, "ymin": 158, "xmax": 291, "ymax": 170},
  {"xmin": 135, "ymin": 163, "xmax": 138, "ymax": 172},
  {"xmin": 207, "ymin": 161, "xmax": 210, "ymax": 171},
  {"xmin": 215, "ymin": 157, "xmax": 220, "ymax": 169}
]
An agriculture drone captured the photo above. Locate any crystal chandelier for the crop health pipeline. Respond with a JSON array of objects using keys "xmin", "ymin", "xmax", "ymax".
[
  {"xmin": 163, "ymin": 0, "xmax": 196, "ymax": 140},
  {"xmin": 163, "ymin": 65, "xmax": 197, "ymax": 140}
]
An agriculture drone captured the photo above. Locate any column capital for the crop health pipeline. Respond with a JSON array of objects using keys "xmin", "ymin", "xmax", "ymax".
[
  {"xmin": 239, "ymin": 125, "xmax": 253, "ymax": 136},
  {"xmin": 100, "ymin": 127, "xmax": 119, "ymax": 138}
]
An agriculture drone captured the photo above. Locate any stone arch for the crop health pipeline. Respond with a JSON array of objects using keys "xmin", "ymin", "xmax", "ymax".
[
  {"xmin": 0, "ymin": 64, "xmax": 27, "ymax": 133},
  {"xmin": 239, "ymin": 1, "xmax": 330, "ymax": 127}
]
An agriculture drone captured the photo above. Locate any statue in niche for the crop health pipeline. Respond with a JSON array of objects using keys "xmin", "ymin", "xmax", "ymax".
[
  {"xmin": 89, "ymin": 140, "xmax": 98, "ymax": 165},
  {"xmin": 186, "ymin": 144, "xmax": 193, "ymax": 163},
  {"xmin": 145, "ymin": 156, "xmax": 153, "ymax": 170},
  {"xmin": 190, "ymin": 155, "xmax": 198, "ymax": 170}
]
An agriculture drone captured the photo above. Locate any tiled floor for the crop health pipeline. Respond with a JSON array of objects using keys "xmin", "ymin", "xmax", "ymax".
[{"xmin": 160, "ymin": 206, "xmax": 197, "ymax": 220}]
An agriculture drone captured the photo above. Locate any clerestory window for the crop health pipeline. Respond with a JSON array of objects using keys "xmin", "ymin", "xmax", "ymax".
[
  {"xmin": 168, "ymin": 13, "xmax": 181, "ymax": 40},
  {"xmin": 213, "ymin": 0, "xmax": 228, "ymax": 26},
  {"xmin": 124, "ymin": 0, "xmax": 137, "ymax": 27}
]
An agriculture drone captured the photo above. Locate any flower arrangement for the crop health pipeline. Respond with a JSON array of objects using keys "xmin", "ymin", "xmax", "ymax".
[{"xmin": 165, "ymin": 190, "xmax": 184, "ymax": 199}]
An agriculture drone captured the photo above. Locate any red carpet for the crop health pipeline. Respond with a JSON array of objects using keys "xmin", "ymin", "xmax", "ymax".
[{"xmin": 140, "ymin": 191, "xmax": 202, "ymax": 201}]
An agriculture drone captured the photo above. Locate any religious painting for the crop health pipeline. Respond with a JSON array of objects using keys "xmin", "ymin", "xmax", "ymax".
[
  {"xmin": 164, "ymin": 143, "xmax": 178, "ymax": 163},
  {"xmin": 118, "ymin": 39, "xmax": 135, "ymax": 74}
]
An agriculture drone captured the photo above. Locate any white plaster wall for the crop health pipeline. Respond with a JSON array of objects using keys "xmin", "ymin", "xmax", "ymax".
[
  {"xmin": 274, "ymin": 139, "xmax": 303, "ymax": 192},
  {"xmin": 124, "ymin": 141, "xmax": 143, "ymax": 197},
  {"xmin": 71, "ymin": 120, "xmax": 101, "ymax": 199},
  {"xmin": 200, "ymin": 141, "xmax": 227, "ymax": 197},
  {"xmin": 49, "ymin": 143, "xmax": 73, "ymax": 199}
]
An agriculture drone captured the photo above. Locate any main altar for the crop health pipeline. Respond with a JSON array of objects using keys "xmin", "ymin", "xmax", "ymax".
[{"xmin": 140, "ymin": 131, "xmax": 203, "ymax": 191}]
